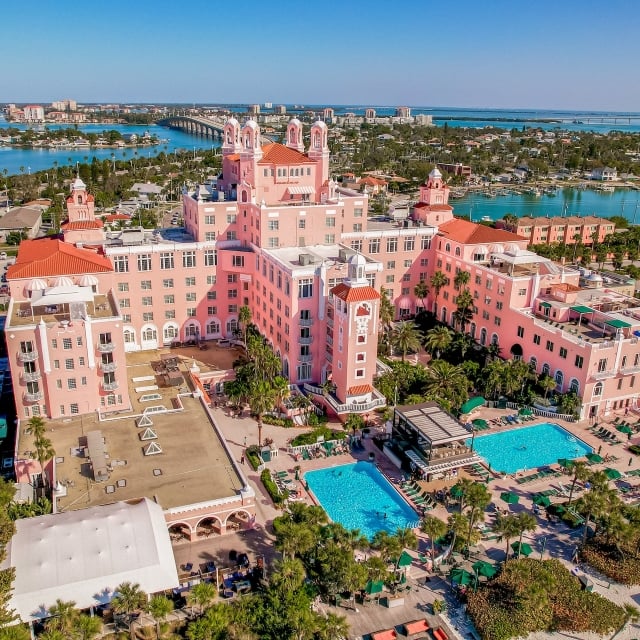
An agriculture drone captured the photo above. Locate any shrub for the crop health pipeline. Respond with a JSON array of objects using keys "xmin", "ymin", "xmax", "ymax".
[
  {"xmin": 260, "ymin": 469, "xmax": 285, "ymax": 506},
  {"xmin": 262, "ymin": 415, "xmax": 295, "ymax": 428},
  {"xmin": 581, "ymin": 536, "xmax": 640, "ymax": 585},
  {"xmin": 628, "ymin": 444, "xmax": 640, "ymax": 455},
  {"xmin": 245, "ymin": 445, "xmax": 262, "ymax": 471},
  {"xmin": 466, "ymin": 558, "xmax": 625, "ymax": 640},
  {"xmin": 290, "ymin": 427, "xmax": 347, "ymax": 447}
]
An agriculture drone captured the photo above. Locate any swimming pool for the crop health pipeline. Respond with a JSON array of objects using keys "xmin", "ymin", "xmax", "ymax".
[
  {"xmin": 468, "ymin": 422, "xmax": 592, "ymax": 474},
  {"xmin": 304, "ymin": 461, "xmax": 419, "ymax": 539}
]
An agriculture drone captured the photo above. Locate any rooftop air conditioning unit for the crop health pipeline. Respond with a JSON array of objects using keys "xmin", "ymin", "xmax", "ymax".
[
  {"xmin": 338, "ymin": 248, "xmax": 354, "ymax": 262},
  {"xmin": 299, "ymin": 253, "xmax": 312, "ymax": 266}
]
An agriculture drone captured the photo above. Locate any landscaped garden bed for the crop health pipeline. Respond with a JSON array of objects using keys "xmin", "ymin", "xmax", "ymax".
[{"xmin": 581, "ymin": 535, "xmax": 640, "ymax": 585}]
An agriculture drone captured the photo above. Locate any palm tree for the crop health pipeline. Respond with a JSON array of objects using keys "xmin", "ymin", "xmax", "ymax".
[
  {"xmin": 539, "ymin": 374, "xmax": 557, "ymax": 399},
  {"xmin": 271, "ymin": 376, "xmax": 291, "ymax": 413},
  {"xmin": 446, "ymin": 512, "xmax": 469, "ymax": 551},
  {"xmin": 45, "ymin": 599, "xmax": 79, "ymax": 634},
  {"xmin": 464, "ymin": 483, "xmax": 492, "ymax": 545},
  {"xmin": 394, "ymin": 526, "xmax": 418, "ymax": 551},
  {"xmin": 187, "ymin": 582, "xmax": 217, "ymax": 615},
  {"xmin": 26, "ymin": 416, "xmax": 46, "ymax": 439},
  {"xmin": 148, "ymin": 595, "xmax": 174, "ymax": 639},
  {"xmin": 424, "ymin": 360, "xmax": 470, "ymax": 410},
  {"xmin": 73, "ymin": 614, "xmax": 102, "ymax": 640},
  {"xmin": 371, "ymin": 530, "xmax": 402, "ymax": 563},
  {"xmin": 379, "ymin": 288, "xmax": 395, "ymax": 332},
  {"xmin": 424, "ymin": 326, "xmax": 452, "ymax": 359},
  {"xmin": 567, "ymin": 461, "xmax": 589, "ymax": 507},
  {"xmin": 453, "ymin": 270, "xmax": 470, "ymax": 290},
  {"xmin": 483, "ymin": 359, "xmax": 506, "ymax": 400},
  {"xmin": 514, "ymin": 511, "xmax": 537, "ymax": 558},
  {"xmin": 413, "ymin": 280, "xmax": 429, "ymax": 311},
  {"xmin": 111, "ymin": 582, "xmax": 148, "ymax": 638},
  {"xmin": 0, "ymin": 625, "xmax": 31, "ymax": 640},
  {"xmin": 345, "ymin": 413, "xmax": 365, "ymax": 434},
  {"xmin": 391, "ymin": 321, "xmax": 422, "ymax": 361},
  {"xmin": 429, "ymin": 271, "xmax": 449, "ymax": 309},
  {"xmin": 270, "ymin": 557, "xmax": 306, "ymax": 592},
  {"xmin": 315, "ymin": 612, "xmax": 349, "ymax": 640},
  {"xmin": 421, "ymin": 515, "xmax": 447, "ymax": 560},
  {"xmin": 453, "ymin": 289, "xmax": 474, "ymax": 333},
  {"xmin": 238, "ymin": 305, "xmax": 252, "ymax": 346},
  {"xmin": 248, "ymin": 379, "xmax": 277, "ymax": 447},
  {"xmin": 494, "ymin": 513, "xmax": 522, "ymax": 560},
  {"xmin": 34, "ymin": 436, "xmax": 55, "ymax": 487}
]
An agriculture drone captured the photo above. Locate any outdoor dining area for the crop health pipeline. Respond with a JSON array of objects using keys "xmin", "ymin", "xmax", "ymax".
[{"xmin": 153, "ymin": 355, "xmax": 184, "ymax": 387}]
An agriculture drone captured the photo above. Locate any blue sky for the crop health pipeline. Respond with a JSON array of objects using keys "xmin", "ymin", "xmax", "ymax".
[{"xmin": 1, "ymin": 0, "xmax": 639, "ymax": 110}]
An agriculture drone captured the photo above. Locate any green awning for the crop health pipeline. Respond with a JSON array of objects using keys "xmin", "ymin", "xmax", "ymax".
[
  {"xmin": 571, "ymin": 305, "xmax": 595, "ymax": 314},
  {"xmin": 365, "ymin": 580, "xmax": 384, "ymax": 595},
  {"xmin": 460, "ymin": 396, "xmax": 486, "ymax": 414},
  {"xmin": 533, "ymin": 494, "xmax": 551, "ymax": 507},
  {"xmin": 539, "ymin": 301, "xmax": 552, "ymax": 309},
  {"xmin": 511, "ymin": 541, "xmax": 532, "ymax": 556},
  {"xmin": 397, "ymin": 550, "xmax": 413, "ymax": 568},
  {"xmin": 606, "ymin": 319, "xmax": 632, "ymax": 329},
  {"xmin": 604, "ymin": 467, "xmax": 622, "ymax": 480}
]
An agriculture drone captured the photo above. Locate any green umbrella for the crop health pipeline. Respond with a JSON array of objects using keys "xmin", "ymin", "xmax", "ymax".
[
  {"xmin": 500, "ymin": 491, "xmax": 519, "ymax": 505},
  {"xmin": 617, "ymin": 424, "xmax": 633, "ymax": 435},
  {"xmin": 511, "ymin": 541, "xmax": 533, "ymax": 557},
  {"xmin": 472, "ymin": 560, "xmax": 497, "ymax": 579},
  {"xmin": 450, "ymin": 484, "xmax": 465, "ymax": 498},
  {"xmin": 397, "ymin": 550, "xmax": 413, "ymax": 568},
  {"xmin": 364, "ymin": 580, "xmax": 384, "ymax": 595},
  {"xmin": 586, "ymin": 453, "xmax": 603, "ymax": 464},
  {"xmin": 557, "ymin": 458, "xmax": 574, "ymax": 469},
  {"xmin": 450, "ymin": 568, "xmax": 474, "ymax": 586},
  {"xmin": 532, "ymin": 494, "xmax": 551, "ymax": 507},
  {"xmin": 472, "ymin": 418, "xmax": 489, "ymax": 429},
  {"xmin": 519, "ymin": 407, "xmax": 533, "ymax": 416},
  {"xmin": 604, "ymin": 467, "xmax": 622, "ymax": 480}
]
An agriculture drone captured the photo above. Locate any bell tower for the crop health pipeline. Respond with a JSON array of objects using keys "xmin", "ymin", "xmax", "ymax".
[
  {"xmin": 222, "ymin": 117, "xmax": 242, "ymax": 156},
  {"xmin": 286, "ymin": 118, "xmax": 304, "ymax": 153},
  {"xmin": 308, "ymin": 120, "xmax": 329, "ymax": 184},
  {"xmin": 65, "ymin": 177, "xmax": 95, "ymax": 223},
  {"xmin": 412, "ymin": 167, "xmax": 454, "ymax": 225}
]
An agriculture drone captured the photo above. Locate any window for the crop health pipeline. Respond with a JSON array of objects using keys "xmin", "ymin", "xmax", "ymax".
[
  {"xmin": 232, "ymin": 255, "xmax": 245, "ymax": 267},
  {"xmin": 120, "ymin": 298, "xmax": 130, "ymax": 308},
  {"xmin": 141, "ymin": 280, "xmax": 152, "ymax": 290},
  {"xmin": 204, "ymin": 250, "xmax": 216, "ymax": 266},
  {"xmin": 163, "ymin": 278, "xmax": 174, "ymax": 288},
  {"xmin": 165, "ymin": 310, "xmax": 176, "ymax": 319},
  {"xmin": 421, "ymin": 236, "xmax": 431, "ymax": 250},
  {"xmin": 79, "ymin": 357, "xmax": 85, "ymax": 366},
  {"xmin": 403, "ymin": 259, "xmax": 412, "ymax": 268},
  {"xmin": 387, "ymin": 261, "xmax": 396, "ymax": 270},
  {"xmin": 114, "ymin": 255, "xmax": 128, "ymax": 272},
  {"xmin": 68, "ymin": 378, "xmax": 77, "ymax": 390},
  {"xmin": 494, "ymin": 317, "xmax": 501, "ymax": 326},
  {"xmin": 164, "ymin": 294, "xmax": 174, "ymax": 304},
  {"xmin": 70, "ymin": 403, "xmax": 79, "ymax": 415},
  {"xmin": 351, "ymin": 239, "xmax": 362, "ymax": 252},
  {"xmin": 575, "ymin": 355, "xmax": 584, "ymax": 369},
  {"xmin": 207, "ymin": 320, "xmax": 220, "ymax": 334},
  {"xmin": 517, "ymin": 326, "xmax": 524, "ymax": 338},
  {"xmin": 205, "ymin": 214, "xmax": 215, "ymax": 224},
  {"xmin": 65, "ymin": 358, "xmax": 74, "ymax": 370},
  {"xmin": 186, "ymin": 292, "xmax": 197, "ymax": 302},
  {"xmin": 298, "ymin": 279, "xmax": 313, "ymax": 298},
  {"xmin": 355, "ymin": 368, "xmax": 365, "ymax": 378},
  {"xmin": 187, "ymin": 308, "xmax": 197, "ymax": 317},
  {"xmin": 299, "ymin": 219, "xmax": 306, "ymax": 229},
  {"xmin": 63, "ymin": 338, "xmax": 72, "ymax": 350},
  {"xmin": 354, "ymin": 207, "xmax": 363, "ymax": 217},
  {"xmin": 142, "ymin": 296, "xmax": 153, "ymax": 306},
  {"xmin": 268, "ymin": 220, "xmax": 279, "ymax": 231},
  {"xmin": 185, "ymin": 276, "xmax": 196, "ymax": 286},
  {"xmin": 387, "ymin": 237, "xmax": 398, "ymax": 252},
  {"xmin": 555, "ymin": 370, "xmax": 564, "ymax": 389},
  {"xmin": 404, "ymin": 237, "xmax": 415, "ymax": 251},
  {"xmin": 496, "ymin": 301, "xmax": 503, "ymax": 310},
  {"xmin": 368, "ymin": 239, "xmax": 380, "ymax": 254},
  {"xmin": 598, "ymin": 358, "xmax": 607, "ymax": 373},
  {"xmin": 205, "ymin": 232, "xmax": 216, "ymax": 241},
  {"xmin": 228, "ymin": 289, "xmax": 238, "ymax": 299},
  {"xmin": 545, "ymin": 340, "xmax": 554, "ymax": 352},
  {"xmin": 228, "ymin": 304, "xmax": 237, "ymax": 313},
  {"xmin": 533, "ymin": 334, "xmax": 541, "ymax": 345},
  {"xmin": 324, "ymin": 234, "xmax": 335, "ymax": 244},
  {"xmin": 559, "ymin": 347, "xmax": 567, "ymax": 359},
  {"xmin": 122, "ymin": 314, "xmax": 131, "ymax": 322},
  {"xmin": 402, "ymin": 287, "xmax": 410, "ymax": 295},
  {"xmin": 353, "ymin": 223, "xmax": 362, "ymax": 232},
  {"xmin": 118, "ymin": 282, "xmax": 129, "ymax": 292},
  {"xmin": 143, "ymin": 312, "xmax": 154, "ymax": 321},
  {"xmin": 182, "ymin": 251, "xmax": 196, "ymax": 268},
  {"xmin": 207, "ymin": 306, "xmax": 217, "ymax": 315},
  {"xmin": 160, "ymin": 252, "xmax": 174, "ymax": 270},
  {"xmin": 518, "ymin": 288, "xmax": 527, "ymax": 296},
  {"xmin": 227, "ymin": 231, "xmax": 237, "ymax": 240},
  {"xmin": 268, "ymin": 237, "xmax": 279, "ymax": 248},
  {"xmin": 207, "ymin": 291, "xmax": 217, "ymax": 300},
  {"xmin": 137, "ymin": 254, "xmax": 152, "ymax": 271},
  {"xmin": 227, "ymin": 274, "xmax": 238, "ymax": 283},
  {"xmin": 207, "ymin": 274, "xmax": 216, "ymax": 285},
  {"xmin": 593, "ymin": 382, "xmax": 603, "ymax": 397},
  {"xmin": 569, "ymin": 378, "xmax": 579, "ymax": 394}
]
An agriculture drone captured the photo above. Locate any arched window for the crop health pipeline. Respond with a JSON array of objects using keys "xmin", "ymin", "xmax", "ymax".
[
  {"xmin": 593, "ymin": 382, "xmax": 603, "ymax": 397},
  {"xmin": 441, "ymin": 307, "xmax": 447, "ymax": 323},
  {"xmin": 455, "ymin": 247, "xmax": 461, "ymax": 257},
  {"xmin": 185, "ymin": 324, "xmax": 199, "ymax": 337},
  {"xmin": 124, "ymin": 329, "xmax": 135, "ymax": 344},
  {"xmin": 227, "ymin": 319, "xmax": 238, "ymax": 337},
  {"xmin": 445, "ymin": 243, "xmax": 451, "ymax": 253},
  {"xmin": 491, "ymin": 333, "xmax": 499, "ymax": 346},
  {"xmin": 542, "ymin": 363, "xmax": 551, "ymax": 377},
  {"xmin": 530, "ymin": 356, "xmax": 537, "ymax": 371},
  {"xmin": 163, "ymin": 325, "xmax": 178, "ymax": 341},
  {"xmin": 283, "ymin": 358, "xmax": 289, "ymax": 377},
  {"xmin": 470, "ymin": 322, "xmax": 476, "ymax": 339},
  {"xmin": 555, "ymin": 370, "xmax": 564, "ymax": 390},
  {"xmin": 206, "ymin": 320, "xmax": 220, "ymax": 335},
  {"xmin": 241, "ymin": 191, "xmax": 248, "ymax": 203},
  {"xmin": 635, "ymin": 353, "xmax": 640, "ymax": 367},
  {"xmin": 480, "ymin": 328, "xmax": 487, "ymax": 346},
  {"xmin": 142, "ymin": 327, "xmax": 157, "ymax": 342},
  {"xmin": 569, "ymin": 378, "xmax": 579, "ymax": 394}
]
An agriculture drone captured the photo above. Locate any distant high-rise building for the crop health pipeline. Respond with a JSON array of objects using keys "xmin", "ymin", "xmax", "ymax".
[
  {"xmin": 23, "ymin": 105, "xmax": 45, "ymax": 122},
  {"xmin": 365, "ymin": 108, "xmax": 376, "ymax": 120},
  {"xmin": 323, "ymin": 108, "xmax": 334, "ymax": 122},
  {"xmin": 395, "ymin": 106, "xmax": 411, "ymax": 118},
  {"xmin": 248, "ymin": 104, "xmax": 261, "ymax": 115},
  {"xmin": 274, "ymin": 105, "xmax": 287, "ymax": 115}
]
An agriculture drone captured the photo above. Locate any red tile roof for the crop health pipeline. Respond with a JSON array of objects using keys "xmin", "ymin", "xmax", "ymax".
[
  {"xmin": 413, "ymin": 202, "xmax": 453, "ymax": 211},
  {"xmin": 225, "ymin": 154, "xmax": 240, "ymax": 162},
  {"xmin": 361, "ymin": 176, "xmax": 387, "ymax": 186},
  {"xmin": 438, "ymin": 218, "xmax": 527, "ymax": 244},
  {"xmin": 348, "ymin": 384, "xmax": 373, "ymax": 396},
  {"xmin": 104, "ymin": 213, "xmax": 131, "ymax": 222},
  {"xmin": 259, "ymin": 143, "xmax": 315, "ymax": 165},
  {"xmin": 7, "ymin": 238, "xmax": 113, "ymax": 279},
  {"xmin": 61, "ymin": 220, "xmax": 104, "ymax": 230},
  {"xmin": 331, "ymin": 283, "xmax": 381, "ymax": 302}
]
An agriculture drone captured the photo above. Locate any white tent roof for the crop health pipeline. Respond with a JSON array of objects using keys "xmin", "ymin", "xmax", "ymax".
[
  {"xmin": 2, "ymin": 498, "xmax": 178, "ymax": 622},
  {"xmin": 30, "ymin": 285, "xmax": 94, "ymax": 307}
]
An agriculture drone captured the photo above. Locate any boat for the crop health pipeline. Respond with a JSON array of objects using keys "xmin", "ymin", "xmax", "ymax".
[
  {"xmin": 598, "ymin": 185, "xmax": 615, "ymax": 193},
  {"xmin": 481, "ymin": 216, "xmax": 492, "ymax": 223}
]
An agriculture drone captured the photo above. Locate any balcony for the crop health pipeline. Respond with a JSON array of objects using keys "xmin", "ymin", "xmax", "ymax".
[
  {"xmin": 102, "ymin": 380, "xmax": 119, "ymax": 391},
  {"xmin": 299, "ymin": 317, "xmax": 313, "ymax": 327},
  {"xmin": 591, "ymin": 370, "xmax": 617, "ymax": 381},
  {"xmin": 298, "ymin": 336, "xmax": 313, "ymax": 345},
  {"xmin": 620, "ymin": 366, "xmax": 640, "ymax": 375},
  {"xmin": 21, "ymin": 370, "xmax": 41, "ymax": 383},
  {"xmin": 17, "ymin": 350, "xmax": 38, "ymax": 363},
  {"xmin": 97, "ymin": 342, "xmax": 115, "ymax": 353},
  {"xmin": 24, "ymin": 390, "xmax": 44, "ymax": 402},
  {"xmin": 100, "ymin": 361, "xmax": 118, "ymax": 373},
  {"xmin": 299, "ymin": 354, "xmax": 313, "ymax": 363},
  {"xmin": 303, "ymin": 383, "xmax": 387, "ymax": 414},
  {"xmin": 326, "ymin": 316, "xmax": 334, "ymax": 328}
]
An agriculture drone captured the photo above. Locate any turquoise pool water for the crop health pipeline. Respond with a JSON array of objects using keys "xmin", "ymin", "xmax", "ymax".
[
  {"xmin": 304, "ymin": 461, "xmax": 419, "ymax": 539},
  {"xmin": 468, "ymin": 422, "xmax": 592, "ymax": 474}
]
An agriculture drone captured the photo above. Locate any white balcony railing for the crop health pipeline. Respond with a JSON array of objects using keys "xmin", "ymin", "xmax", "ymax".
[
  {"xmin": 18, "ymin": 350, "xmax": 38, "ymax": 363},
  {"xmin": 299, "ymin": 354, "xmax": 313, "ymax": 363},
  {"xmin": 24, "ymin": 390, "xmax": 44, "ymax": 402},
  {"xmin": 299, "ymin": 318, "xmax": 313, "ymax": 327},
  {"xmin": 102, "ymin": 380, "xmax": 119, "ymax": 391},
  {"xmin": 97, "ymin": 342, "xmax": 115, "ymax": 353},
  {"xmin": 298, "ymin": 336, "xmax": 313, "ymax": 345},
  {"xmin": 21, "ymin": 370, "xmax": 41, "ymax": 383},
  {"xmin": 591, "ymin": 370, "xmax": 616, "ymax": 381},
  {"xmin": 100, "ymin": 361, "xmax": 118, "ymax": 373}
]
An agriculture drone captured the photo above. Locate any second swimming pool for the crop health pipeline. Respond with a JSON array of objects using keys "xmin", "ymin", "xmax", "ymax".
[{"xmin": 468, "ymin": 422, "xmax": 592, "ymax": 474}]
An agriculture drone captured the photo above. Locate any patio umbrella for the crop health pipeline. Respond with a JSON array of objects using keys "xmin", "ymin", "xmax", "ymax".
[
  {"xmin": 364, "ymin": 580, "xmax": 384, "ymax": 595},
  {"xmin": 500, "ymin": 491, "xmax": 519, "ymax": 505},
  {"xmin": 511, "ymin": 541, "xmax": 533, "ymax": 557},
  {"xmin": 450, "ymin": 568, "xmax": 474, "ymax": 586},
  {"xmin": 472, "ymin": 560, "xmax": 497, "ymax": 579},
  {"xmin": 472, "ymin": 418, "xmax": 489, "ymax": 429},
  {"xmin": 586, "ymin": 453, "xmax": 603, "ymax": 464},
  {"xmin": 450, "ymin": 484, "xmax": 465, "ymax": 498},
  {"xmin": 604, "ymin": 467, "xmax": 622, "ymax": 480},
  {"xmin": 397, "ymin": 550, "xmax": 413, "ymax": 568},
  {"xmin": 519, "ymin": 407, "xmax": 533, "ymax": 416},
  {"xmin": 557, "ymin": 458, "xmax": 574, "ymax": 469},
  {"xmin": 532, "ymin": 494, "xmax": 551, "ymax": 507},
  {"xmin": 617, "ymin": 425, "xmax": 633, "ymax": 435}
]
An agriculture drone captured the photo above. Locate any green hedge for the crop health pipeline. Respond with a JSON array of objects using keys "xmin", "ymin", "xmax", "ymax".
[
  {"xmin": 260, "ymin": 469, "xmax": 285, "ymax": 506},
  {"xmin": 262, "ymin": 415, "xmax": 295, "ymax": 428},
  {"xmin": 290, "ymin": 427, "xmax": 347, "ymax": 447},
  {"xmin": 246, "ymin": 445, "xmax": 262, "ymax": 471},
  {"xmin": 629, "ymin": 444, "xmax": 640, "ymax": 455}
]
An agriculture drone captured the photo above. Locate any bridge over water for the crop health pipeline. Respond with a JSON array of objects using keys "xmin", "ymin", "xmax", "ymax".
[{"xmin": 157, "ymin": 115, "xmax": 274, "ymax": 144}]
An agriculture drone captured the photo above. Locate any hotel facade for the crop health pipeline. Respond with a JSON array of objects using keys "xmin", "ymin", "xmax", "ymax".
[{"xmin": 5, "ymin": 118, "xmax": 640, "ymax": 423}]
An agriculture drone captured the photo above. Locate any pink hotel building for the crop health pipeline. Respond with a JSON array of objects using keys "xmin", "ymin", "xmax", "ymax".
[{"xmin": 5, "ymin": 118, "xmax": 640, "ymax": 423}]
